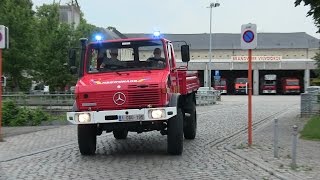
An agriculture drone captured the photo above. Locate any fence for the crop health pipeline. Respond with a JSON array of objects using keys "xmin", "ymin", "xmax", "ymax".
[
  {"xmin": 2, "ymin": 94, "xmax": 74, "ymax": 113},
  {"xmin": 1, "ymin": 90, "xmax": 220, "ymax": 112},
  {"xmin": 300, "ymin": 92, "xmax": 320, "ymax": 117},
  {"xmin": 196, "ymin": 88, "xmax": 221, "ymax": 106}
]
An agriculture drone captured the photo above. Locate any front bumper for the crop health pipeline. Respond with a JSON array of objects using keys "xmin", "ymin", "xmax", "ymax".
[
  {"xmin": 218, "ymin": 90, "xmax": 227, "ymax": 94},
  {"xmin": 235, "ymin": 89, "xmax": 246, "ymax": 94},
  {"xmin": 285, "ymin": 90, "xmax": 300, "ymax": 94},
  {"xmin": 263, "ymin": 90, "xmax": 276, "ymax": 94},
  {"xmin": 67, "ymin": 107, "xmax": 177, "ymax": 124}
]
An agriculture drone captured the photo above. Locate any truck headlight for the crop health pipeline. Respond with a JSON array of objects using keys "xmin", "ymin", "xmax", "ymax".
[
  {"xmin": 149, "ymin": 109, "xmax": 165, "ymax": 119},
  {"xmin": 77, "ymin": 113, "xmax": 91, "ymax": 123}
]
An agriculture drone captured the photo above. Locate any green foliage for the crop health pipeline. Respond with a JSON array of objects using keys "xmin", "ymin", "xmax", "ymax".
[
  {"xmin": 0, "ymin": 1, "xmax": 100, "ymax": 92},
  {"xmin": 2, "ymin": 101, "xmax": 51, "ymax": 126},
  {"xmin": 2, "ymin": 101, "xmax": 19, "ymax": 125},
  {"xmin": 300, "ymin": 116, "xmax": 320, "ymax": 140},
  {"xmin": 295, "ymin": 0, "xmax": 320, "ymax": 32},
  {"xmin": 0, "ymin": 0, "xmax": 37, "ymax": 91}
]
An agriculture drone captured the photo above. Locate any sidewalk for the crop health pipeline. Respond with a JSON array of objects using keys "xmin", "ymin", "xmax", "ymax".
[
  {"xmin": 1, "ymin": 125, "xmax": 62, "ymax": 138},
  {"xmin": 232, "ymin": 109, "xmax": 320, "ymax": 179}
]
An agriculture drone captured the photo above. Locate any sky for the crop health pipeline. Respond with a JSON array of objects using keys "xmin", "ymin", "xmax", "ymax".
[{"xmin": 32, "ymin": 0, "xmax": 319, "ymax": 38}]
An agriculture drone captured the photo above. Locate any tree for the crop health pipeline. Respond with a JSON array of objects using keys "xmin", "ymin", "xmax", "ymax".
[
  {"xmin": 295, "ymin": 0, "xmax": 320, "ymax": 32},
  {"xmin": 34, "ymin": 4, "xmax": 76, "ymax": 92},
  {"xmin": 0, "ymin": 0, "xmax": 37, "ymax": 91},
  {"xmin": 296, "ymin": 0, "xmax": 320, "ymax": 84}
]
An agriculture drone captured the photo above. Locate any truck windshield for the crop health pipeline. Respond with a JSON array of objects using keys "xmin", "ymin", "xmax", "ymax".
[
  {"xmin": 86, "ymin": 39, "xmax": 166, "ymax": 73},
  {"xmin": 235, "ymin": 78, "xmax": 248, "ymax": 84},
  {"xmin": 219, "ymin": 80, "xmax": 226, "ymax": 86},
  {"xmin": 264, "ymin": 81, "xmax": 276, "ymax": 85},
  {"xmin": 287, "ymin": 81, "xmax": 299, "ymax": 86}
]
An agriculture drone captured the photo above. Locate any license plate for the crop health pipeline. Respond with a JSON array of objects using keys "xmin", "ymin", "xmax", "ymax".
[{"xmin": 118, "ymin": 114, "xmax": 144, "ymax": 121}]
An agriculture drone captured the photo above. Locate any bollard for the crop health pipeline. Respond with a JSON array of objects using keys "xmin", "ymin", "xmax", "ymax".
[
  {"xmin": 291, "ymin": 125, "xmax": 298, "ymax": 169},
  {"xmin": 273, "ymin": 118, "xmax": 279, "ymax": 158}
]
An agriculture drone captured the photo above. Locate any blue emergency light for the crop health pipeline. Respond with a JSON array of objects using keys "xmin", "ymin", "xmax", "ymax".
[
  {"xmin": 153, "ymin": 31, "xmax": 161, "ymax": 37},
  {"xmin": 95, "ymin": 35, "xmax": 102, "ymax": 41}
]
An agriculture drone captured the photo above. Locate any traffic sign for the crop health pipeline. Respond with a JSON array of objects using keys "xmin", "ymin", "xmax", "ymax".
[
  {"xmin": 241, "ymin": 23, "xmax": 257, "ymax": 49},
  {"xmin": 215, "ymin": 70, "xmax": 220, "ymax": 76},
  {"xmin": 0, "ymin": 25, "xmax": 8, "ymax": 49},
  {"xmin": 0, "ymin": 26, "xmax": 5, "ymax": 49}
]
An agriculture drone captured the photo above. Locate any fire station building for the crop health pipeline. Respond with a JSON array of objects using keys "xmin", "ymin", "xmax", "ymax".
[{"xmin": 126, "ymin": 32, "xmax": 319, "ymax": 95}]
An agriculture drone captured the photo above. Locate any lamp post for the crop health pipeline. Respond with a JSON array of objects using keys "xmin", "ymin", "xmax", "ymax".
[{"xmin": 207, "ymin": 2, "xmax": 220, "ymax": 89}]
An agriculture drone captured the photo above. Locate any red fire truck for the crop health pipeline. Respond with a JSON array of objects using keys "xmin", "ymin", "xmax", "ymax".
[
  {"xmin": 234, "ymin": 77, "xmax": 248, "ymax": 94},
  {"xmin": 261, "ymin": 74, "xmax": 277, "ymax": 94},
  {"xmin": 67, "ymin": 36, "xmax": 200, "ymax": 155},
  {"xmin": 214, "ymin": 78, "xmax": 227, "ymax": 94},
  {"xmin": 281, "ymin": 77, "xmax": 300, "ymax": 94}
]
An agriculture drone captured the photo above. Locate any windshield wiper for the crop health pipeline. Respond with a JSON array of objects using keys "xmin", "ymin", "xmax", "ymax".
[{"xmin": 114, "ymin": 71, "xmax": 129, "ymax": 75}]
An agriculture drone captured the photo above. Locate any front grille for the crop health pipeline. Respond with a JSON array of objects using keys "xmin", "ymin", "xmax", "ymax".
[
  {"xmin": 128, "ymin": 84, "xmax": 159, "ymax": 89},
  {"xmin": 127, "ymin": 89, "xmax": 161, "ymax": 106},
  {"xmin": 78, "ymin": 89, "xmax": 161, "ymax": 110}
]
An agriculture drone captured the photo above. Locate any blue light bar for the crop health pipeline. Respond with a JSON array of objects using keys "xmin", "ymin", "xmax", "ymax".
[
  {"xmin": 153, "ymin": 31, "xmax": 161, "ymax": 37},
  {"xmin": 95, "ymin": 35, "xmax": 102, "ymax": 41}
]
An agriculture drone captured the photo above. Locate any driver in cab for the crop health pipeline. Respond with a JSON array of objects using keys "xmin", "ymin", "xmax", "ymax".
[
  {"xmin": 99, "ymin": 48, "xmax": 124, "ymax": 69},
  {"xmin": 147, "ymin": 48, "xmax": 166, "ymax": 68}
]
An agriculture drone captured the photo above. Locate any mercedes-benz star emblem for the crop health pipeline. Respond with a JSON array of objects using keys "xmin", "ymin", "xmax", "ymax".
[{"xmin": 113, "ymin": 92, "xmax": 126, "ymax": 105}]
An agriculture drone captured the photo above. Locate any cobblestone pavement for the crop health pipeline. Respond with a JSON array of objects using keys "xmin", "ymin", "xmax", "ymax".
[
  {"xmin": 0, "ymin": 96, "xmax": 303, "ymax": 179},
  {"xmin": 232, "ymin": 98, "xmax": 320, "ymax": 180}
]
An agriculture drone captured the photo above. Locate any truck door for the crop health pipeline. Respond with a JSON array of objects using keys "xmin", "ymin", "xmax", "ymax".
[{"xmin": 167, "ymin": 43, "xmax": 179, "ymax": 93}]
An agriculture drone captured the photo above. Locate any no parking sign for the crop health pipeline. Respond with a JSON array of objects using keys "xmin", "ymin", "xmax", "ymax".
[
  {"xmin": 0, "ymin": 25, "xmax": 9, "ymax": 49},
  {"xmin": 241, "ymin": 23, "xmax": 257, "ymax": 50}
]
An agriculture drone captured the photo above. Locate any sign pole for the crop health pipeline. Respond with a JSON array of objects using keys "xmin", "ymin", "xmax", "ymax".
[
  {"xmin": 248, "ymin": 49, "xmax": 252, "ymax": 146},
  {"xmin": 0, "ymin": 49, "xmax": 3, "ymax": 141}
]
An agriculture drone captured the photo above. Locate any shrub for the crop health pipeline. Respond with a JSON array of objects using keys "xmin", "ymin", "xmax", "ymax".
[
  {"xmin": 2, "ymin": 101, "xmax": 51, "ymax": 126},
  {"xmin": 2, "ymin": 101, "xmax": 19, "ymax": 126}
]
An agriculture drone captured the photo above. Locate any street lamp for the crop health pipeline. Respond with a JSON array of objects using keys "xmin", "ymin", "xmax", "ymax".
[{"xmin": 207, "ymin": 2, "xmax": 220, "ymax": 89}]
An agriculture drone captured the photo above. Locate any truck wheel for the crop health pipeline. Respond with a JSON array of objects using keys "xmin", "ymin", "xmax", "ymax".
[
  {"xmin": 78, "ymin": 124, "xmax": 97, "ymax": 155},
  {"xmin": 167, "ymin": 108, "xmax": 183, "ymax": 155},
  {"xmin": 184, "ymin": 102, "xmax": 197, "ymax": 139},
  {"xmin": 113, "ymin": 130, "xmax": 128, "ymax": 139}
]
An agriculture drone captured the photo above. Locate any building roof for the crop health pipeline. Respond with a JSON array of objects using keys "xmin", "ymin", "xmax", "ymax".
[{"xmin": 125, "ymin": 32, "xmax": 320, "ymax": 50}]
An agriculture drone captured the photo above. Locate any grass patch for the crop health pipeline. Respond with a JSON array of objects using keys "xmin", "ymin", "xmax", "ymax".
[{"xmin": 300, "ymin": 116, "xmax": 320, "ymax": 140}]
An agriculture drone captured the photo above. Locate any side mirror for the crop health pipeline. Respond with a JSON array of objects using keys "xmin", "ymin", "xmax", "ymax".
[
  {"xmin": 70, "ymin": 66, "xmax": 78, "ymax": 74},
  {"xmin": 181, "ymin": 45, "xmax": 190, "ymax": 62},
  {"xmin": 68, "ymin": 49, "xmax": 76, "ymax": 67},
  {"xmin": 68, "ymin": 49, "xmax": 78, "ymax": 74}
]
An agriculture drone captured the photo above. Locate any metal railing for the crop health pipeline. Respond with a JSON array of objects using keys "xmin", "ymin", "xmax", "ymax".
[
  {"xmin": 2, "ymin": 91, "xmax": 221, "ymax": 112},
  {"xmin": 300, "ymin": 92, "xmax": 320, "ymax": 117},
  {"xmin": 196, "ymin": 88, "xmax": 221, "ymax": 106},
  {"xmin": 2, "ymin": 94, "xmax": 74, "ymax": 113}
]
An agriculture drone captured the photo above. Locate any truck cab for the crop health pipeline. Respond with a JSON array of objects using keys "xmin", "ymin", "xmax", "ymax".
[
  {"xmin": 67, "ymin": 37, "xmax": 200, "ymax": 155},
  {"xmin": 234, "ymin": 77, "xmax": 248, "ymax": 94},
  {"xmin": 281, "ymin": 77, "xmax": 300, "ymax": 94},
  {"xmin": 261, "ymin": 74, "xmax": 277, "ymax": 94},
  {"xmin": 214, "ymin": 78, "xmax": 227, "ymax": 94}
]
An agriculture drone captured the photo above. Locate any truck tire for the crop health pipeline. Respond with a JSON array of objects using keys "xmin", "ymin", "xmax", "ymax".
[
  {"xmin": 113, "ymin": 130, "xmax": 128, "ymax": 139},
  {"xmin": 167, "ymin": 108, "xmax": 183, "ymax": 155},
  {"xmin": 184, "ymin": 102, "xmax": 197, "ymax": 139},
  {"xmin": 78, "ymin": 124, "xmax": 97, "ymax": 155}
]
